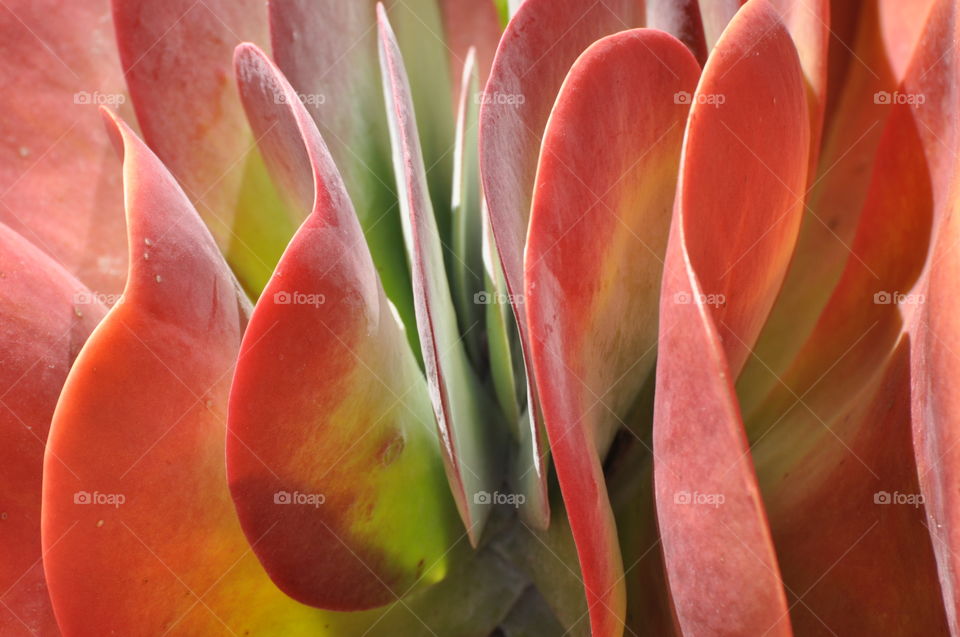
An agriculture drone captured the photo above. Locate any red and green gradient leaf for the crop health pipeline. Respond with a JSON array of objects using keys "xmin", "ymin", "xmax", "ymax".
[
  {"xmin": 480, "ymin": 0, "xmax": 646, "ymax": 539},
  {"xmin": 735, "ymin": 1, "xmax": 957, "ymax": 633},
  {"xmin": 228, "ymin": 43, "xmax": 464, "ymax": 610},
  {"xmin": 40, "ymin": 111, "xmax": 337, "ymax": 634},
  {"xmin": 268, "ymin": 0, "xmax": 457, "ymax": 350},
  {"xmin": 525, "ymin": 28, "xmax": 700, "ymax": 637}
]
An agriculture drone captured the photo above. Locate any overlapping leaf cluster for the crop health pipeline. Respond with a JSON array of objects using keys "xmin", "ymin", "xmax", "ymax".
[{"xmin": 1, "ymin": 0, "xmax": 959, "ymax": 635}]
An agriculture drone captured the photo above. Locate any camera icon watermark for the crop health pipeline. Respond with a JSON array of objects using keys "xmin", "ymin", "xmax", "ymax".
[
  {"xmin": 473, "ymin": 490, "xmax": 526, "ymax": 508},
  {"xmin": 73, "ymin": 491, "xmax": 125, "ymax": 508},
  {"xmin": 275, "ymin": 92, "xmax": 326, "ymax": 106},
  {"xmin": 274, "ymin": 490, "xmax": 326, "ymax": 508},
  {"xmin": 874, "ymin": 490, "xmax": 924, "ymax": 507},
  {"xmin": 273, "ymin": 290, "xmax": 326, "ymax": 307},
  {"xmin": 73, "ymin": 91, "xmax": 126, "ymax": 106},
  {"xmin": 673, "ymin": 490, "xmax": 725, "ymax": 508},
  {"xmin": 474, "ymin": 291, "xmax": 522, "ymax": 305},
  {"xmin": 673, "ymin": 291, "xmax": 726, "ymax": 307},
  {"xmin": 73, "ymin": 291, "xmax": 122, "ymax": 306},
  {"xmin": 873, "ymin": 290, "xmax": 924, "ymax": 305},
  {"xmin": 874, "ymin": 90, "xmax": 925, "ymax": 105},
  {"xmin": 674, "ymin": 91, "xmax": 725, "ymax": 107},
  {"xmin": 475, "ymin": 91, "xmax": 525, "ymax": 106}
]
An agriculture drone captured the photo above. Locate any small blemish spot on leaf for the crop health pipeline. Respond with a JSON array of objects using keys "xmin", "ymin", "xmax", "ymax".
[
  {"xmin": 18, "ymin": 147, "xmax": 29, "ymax": 158},
  {"xmin": 143, "ymin": 252, "xmax": 150, "ymax": 260},
  {"xmin": 144, "ymin": 238, "xmax": 153, "ymax": 247},
  {"xmin": 96, "ymin": 520, "xmax": 104, "ymax": 528},
  {"xmin": 73, "ymin": 307, "xmax": 83, "ymax": 318},
  {"xmin": 155, "ymin": 275, "xmax": 162, "ymax": 283},
  {"xmin": 378, "ymin": 432, "xmax": 406, "ymax": 466}
]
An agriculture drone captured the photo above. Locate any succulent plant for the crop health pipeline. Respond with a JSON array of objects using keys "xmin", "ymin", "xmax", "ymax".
[{"xmin": 1, "ymin": 0, "xmax": 959, "ymax": 635}]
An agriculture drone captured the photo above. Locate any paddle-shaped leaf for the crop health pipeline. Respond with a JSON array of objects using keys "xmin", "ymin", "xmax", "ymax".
[
  {"xmin": 480, "ymin": 0, "xmax": 645, "ymax": 537},
  {"xmin": 0, "ymin": 224, "xmax": 105, "ymax": 634},
  {"xmin": 525, "ymin": 28, "xmax": 699, "ymax": 637},
  {"xmin": 228, "ymin": 43, "xmax": 463, "ymax": 610},
  {"xmin": 653, "ymin": 2, "xmax": 809, "ymax": 634},
  {"xmin": 736, "ymin": 5, "xmax": 956, "ymax": 631}
]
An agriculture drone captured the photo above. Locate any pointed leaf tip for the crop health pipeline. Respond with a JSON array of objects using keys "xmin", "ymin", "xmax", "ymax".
[{"xmin": 228, "ymin": 36, "xmax": 464, "ymax": 610}]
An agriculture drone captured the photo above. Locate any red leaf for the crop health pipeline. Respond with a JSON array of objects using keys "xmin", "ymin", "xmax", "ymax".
[
  {"xmin": 0, "ymin": 224, "xmax": 105, "ymax": 635},
  {"xmin": 480, "ymin": 0, "xmax": 645, "ymax": 537},
  {"xmin": 228, "ymin": 43, "xmax": 464, "ymax": 610},
  {"xmin": 0, "ymin": 0, "xmax": 127, "ymax": 295},
  {"xmin": 653, "ymin": 1, "xmax": 810, "ymax": 634},
  {"xmin": 41, "ymin": 111, "xmax": 330, "ymax": 634},
  {"xmin": 525, "ymin": 28, "xmax": 700, "ymax": 637}
]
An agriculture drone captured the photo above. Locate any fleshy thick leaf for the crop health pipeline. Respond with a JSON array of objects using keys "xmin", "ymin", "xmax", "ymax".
[
  {"xmin": 653, "ymin": 2, "xmax": 810, "ymax": 635},
  {"xmin": 268, "ymin": 0, "xmax": 447, "ymax": 350},
  {"xmin": 740, "ymin": 5, "xmax": 957, "ymax": 630},
  {"xmin": 758, "ymin": 342, "xmax": 950, "ymax": 634},
  {"xmin": 525, "ymin": 27, "xmax": 699, "ymax": 637},
  {"xmin": 737, "ymin": 0, "xmax": 938, "ymax": 418},
  {"xmin": 903, "ymin": 0, "xmax": 960, "ymax": 629},
  {"xmin": 744, "ymin": 0, "xmax": 951, "ymax": 444},
  {"xmin": 913, "ymin": 215, "xmax": 960, "ymax": 634},
  {"xmin": 0, "ymin": 224, "xmax": 105, "ymax": 635},
  {"xmin": 0, "ymin": 0, "xmax": 127, "ymax": 295},
  {"xmin": 40, "ymin": 111, "xmax": 337, "ymax": 634},
  {"xmin": 42, "ymin": 108, "xmax": 513, "ymax": 636},
  {"xmin": 480, "ymin": 0, "xmax": 645, "ymax": 538},
  {"xmin": 378, "ymin": 7, "xmax": 505, "ymax": 545},
  {"xmin": 228, "ymin": 43, "xmax": 463, "ymax": 610},
  {"xmin": 113, "ymin": 0, "xmax": 300, "ymax": 295}
]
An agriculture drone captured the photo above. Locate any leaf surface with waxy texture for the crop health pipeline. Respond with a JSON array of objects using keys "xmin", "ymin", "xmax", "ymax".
[
  {"xmin": 526, "ymin": 27, "xmax": 699, "ymax": 637},
  {"xmin": 653, "ymin": 2, "xmax": 809, "ymax": 635},
  {"xmin": 228, "ymin": 43, "xmax": 464, "ymax": 611},
  {"xmin": 0, "ymin": 223, "xmax": 105, "ymax": 635}
]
